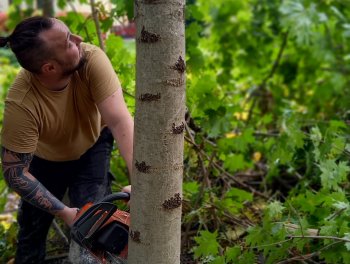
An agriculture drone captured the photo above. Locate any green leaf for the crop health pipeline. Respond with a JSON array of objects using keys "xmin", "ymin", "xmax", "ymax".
[
  {"xmin": 267, "ymin": 201, "xmax": 285, "ymax": 219},
  {"xmin": 193, "ymin": 230, "xmax": 220, "ymax": 258},
  {"xmin": 330, "ymin": 137, "xmax": 346, "ymax": 158},
  {"xmin": 112, "ymin": 0, "xmax": 134, "ymax": 20},
  {"xmin": 225, "ymin": 187, "xmax": 253, "ymax": 202},
  {"xmin": 223, "ymin": 153, "xmax": 250, "ymax": 172},
  {"xmin": 186, "ymin": 5, "xmax": 204, "ymax": 21},
  {"xmin": 281, "ymin": 112, "xmax": 305, "ymax": 149},
  {"xmin": 333, "ymin": 201, "xmax": 349, "ymax": 211},
  {"xmin": 100, "ymin": 18, "xmax": 114, "ymax": 33},
  {"xmin": 319, "ymin": 160, "xmax": 350, "ymax": 191},
  {"xmin": 183, "ymin": 181, "xmax": 199, "ymax": 195},
  {"xmin": 212, "ymin": 256, "xmax": 225, "ymax": 264},
  {"xmin": 330, "ymin": 6, "xmax": 346, "ymax": 22},
  {"xmin": 57, "ymin": 0, "xmax": 66, "ymax": 9},
  {"xmin": 343, "ymin": 233, "xmax": 350, "ymax": 251},
  {"xmin": 225, "ymin": 246, "xmax": 241, "ymax": 262},
  {"xmin": 225, "ymin": 128, "xmax": 256, "ymax": 153},
  {"xmin": 269, "ymin": 135, "xmax": 294, "ymax": 165},
  {"xmin": 279, "ymin": 1, "xmax": 321, "ymax": 45},
  {"xmin": 320, "ymin": 221, "xmax": 338, "ymax": 237},
  {"xmin": 245, "ymin": 226, "xmax": 265, "ymax": 247},
  {"xmin": 310, "ymin": 126, "xmax": 322, "ymax": 146},
  {"xmin": 218, "ymin": 188, "xmax": 253, "ymax": 214}
]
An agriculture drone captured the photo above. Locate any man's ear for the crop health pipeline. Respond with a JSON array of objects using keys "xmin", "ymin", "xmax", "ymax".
[{"xmin": 41, "ymin": 62, "xmax": 56, "ymax": 74}]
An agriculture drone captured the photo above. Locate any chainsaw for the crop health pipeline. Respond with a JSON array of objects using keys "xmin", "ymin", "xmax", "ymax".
[{"xmin": 70, "ymin": 192, "xmax": 130, "ymax": 264}]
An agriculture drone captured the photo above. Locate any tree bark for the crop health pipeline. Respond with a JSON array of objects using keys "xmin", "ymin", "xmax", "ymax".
[
  {"xmin": 90, "ymin": 0, "xmax": 105, "ymax": 51},
  {"xmin": 128, "ymin": 0, "xmax": 186, "ymax": 263},
  {"xmin": 42, "ymin": 0, "xmax": 54, "ymax": 17}
]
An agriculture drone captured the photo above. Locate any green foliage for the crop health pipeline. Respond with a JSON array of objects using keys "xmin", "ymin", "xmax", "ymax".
[
  {"xmin": 185, "ymin": 0, "xmax": 350, "ymax": 263},
  {"xmin": 279, "ymin": 0, "xmax": 326, "ymax": 45},
  {"xmin": 105, "ymin": 35, "xmax": 135, "ymax": 98},
  {"xmin": 193, "ymin": 230, "xmax": 220, "ymax": 259},
  {"xmin": 111, "ymin": 0, "xmax": 134, "ymax": 20},
  {"xmin": 3, "ymin": 0, "xmax": 350, "ymax": 262},
  {"xmin": 0, "ymin": 223, "xmax": 17, "ymax": 263}
]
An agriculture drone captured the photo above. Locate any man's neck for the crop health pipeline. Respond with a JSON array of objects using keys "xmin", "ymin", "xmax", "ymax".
[{"xmin": 34, "ymin": 74, "xmax": 71, "ymax": 91}]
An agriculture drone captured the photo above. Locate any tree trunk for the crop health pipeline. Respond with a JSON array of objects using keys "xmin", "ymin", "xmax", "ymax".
[
  {"xmin": 42, "ymin": 0, "xmax": 54, "ymax": 17},
  {"xmin": 128, "ymin": 0, "xmax": 186, "ymax": 263}
]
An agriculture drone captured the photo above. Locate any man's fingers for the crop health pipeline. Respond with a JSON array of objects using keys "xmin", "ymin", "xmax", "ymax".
[{"xmin": 122, "ymin": 185, "xmax": 131, "ymax": 193}]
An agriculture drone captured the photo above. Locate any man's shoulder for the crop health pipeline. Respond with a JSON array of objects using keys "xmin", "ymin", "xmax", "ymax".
[
  {"xmin": 14, "ymin": 68, "xmax": 32, "ymax": 84},
  {"xmin": 78, "ymin": 43, "xmax": 110, "ymax": 80},
  {"xmin": 7, "ymin": 69, "xmax": 33, "ymax": 103}
]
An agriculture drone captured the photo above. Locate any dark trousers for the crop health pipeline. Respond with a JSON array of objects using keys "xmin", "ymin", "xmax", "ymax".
[{"xmin": 15, "ymin": 127, "xmax": 114, "ymax": 264}]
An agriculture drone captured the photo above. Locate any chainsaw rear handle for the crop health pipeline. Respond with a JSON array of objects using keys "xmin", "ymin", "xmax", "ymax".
[{"xmin": 98, "ymin": 192, "xmax": 130, "ymax": 203}]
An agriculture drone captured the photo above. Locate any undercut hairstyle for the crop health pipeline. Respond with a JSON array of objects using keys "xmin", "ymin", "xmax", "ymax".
[{"xmin": 0, "ymin": 16, "xmax": 55, "ymax": 73}]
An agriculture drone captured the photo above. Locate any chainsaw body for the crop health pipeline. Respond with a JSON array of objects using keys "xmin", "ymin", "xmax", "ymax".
[{"xmin": 71, "ymin": 192, "xmax": 130, "ymax": 264}]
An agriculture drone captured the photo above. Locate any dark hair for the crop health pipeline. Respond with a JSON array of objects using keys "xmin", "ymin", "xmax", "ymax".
[
  {"xmin": 0, "ymin": 36, "xmax": 9, "ymax": 47},
  {"xmin": 0, "ymin": 16, "xmax": 55, "ymax": 73}
]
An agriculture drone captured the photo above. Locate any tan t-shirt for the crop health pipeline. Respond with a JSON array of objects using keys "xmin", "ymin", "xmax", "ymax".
[{"xmin": 1, "ymin": 43, "xmax": 120, "ymax": 161}]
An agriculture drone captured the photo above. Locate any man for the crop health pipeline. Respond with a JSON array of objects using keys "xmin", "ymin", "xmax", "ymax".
[{"xmin": 0, "ymin": 16, "xmax": 133, "ymax": 263}]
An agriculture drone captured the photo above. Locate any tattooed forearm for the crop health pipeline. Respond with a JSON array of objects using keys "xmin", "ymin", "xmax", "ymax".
[
  {"xmin": 1, "ymin": 148, "xmax": 33, "ymax": 191},
  {"xmin": 1, "ymin": 147, "xmax": 65, "ymax": 214},
  {"xmin": 23, "ymin": 181, "xmax": 64, "ymax": 211}
]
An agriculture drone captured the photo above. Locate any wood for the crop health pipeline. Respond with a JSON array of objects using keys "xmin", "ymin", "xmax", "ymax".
[{"xmin": 128, "ymin": 0, "xmax": 186, "ymax": 263}]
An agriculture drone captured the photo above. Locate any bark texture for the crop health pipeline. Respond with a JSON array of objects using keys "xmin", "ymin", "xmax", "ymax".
[
  {"xmin": 128, "ymin": 0, "xmax": 186, "ymax": 263},
  {"xmin": 90, "ymin": 0, "xmax": 105, "ymax": 51},
  {"xmin": 43, "ymin": 0, "xmax": 54, "ymax": 17}
]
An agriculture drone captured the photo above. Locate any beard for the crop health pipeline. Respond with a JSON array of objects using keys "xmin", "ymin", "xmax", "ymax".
[{"xmin": 61, "ymin": 54, "xmax": 87, "ymax": 77}]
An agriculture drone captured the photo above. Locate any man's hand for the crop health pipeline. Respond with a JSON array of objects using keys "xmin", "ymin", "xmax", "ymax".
[
  {"xmin": 56, "ymin": 206, "xmax": 79, "ymax": 227},
  {"xmin": 122, "ymin": 185, "xmax": 131, "ymax": 194},
  {"xmin": 122, "ymin": 185, "xmax": 131, "ymax": 206}
]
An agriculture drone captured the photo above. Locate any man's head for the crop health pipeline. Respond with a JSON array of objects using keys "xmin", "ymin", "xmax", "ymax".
[
  {"xmin": 0, "ymin": 16, "xmax": 84, "ymax": 76},
  {"xmin": 39, "ymin": 17, "xmax": 85, "ymax": 78}
]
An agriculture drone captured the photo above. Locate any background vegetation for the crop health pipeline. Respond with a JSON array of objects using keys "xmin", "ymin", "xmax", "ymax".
[{"xmin": 2, "ymin": 0, "xmax": 350, "ymax": 263}]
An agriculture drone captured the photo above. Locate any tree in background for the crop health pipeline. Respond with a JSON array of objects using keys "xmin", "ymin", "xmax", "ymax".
[
  {"xmin": 128, "ymin": 0, "xmax": 186, "ymax": 263},
  {"xmin": 42, "ymin": 0, "xmax": 54, "ymax": 17}
]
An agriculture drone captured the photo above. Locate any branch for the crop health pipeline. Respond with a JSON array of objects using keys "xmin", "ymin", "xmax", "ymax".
[
  {"xmin": 287, "ymin": 235, "xmax": 350, "ymax": 243},
  {"xmin": 122, "ymin": 88, "xmax": 135, "ymax": 98},
  {"xmin": 182, "ymin": 124, "xmax": 221, "ymax": 247},
  {"xmin": 262, "ymin": 31, "xmax": 289, "ymax": 85},
  {"xmin": 90, "ymin": 0, "xmax": 105, "ymax": 51},
  {"xmin": 246, "ymin": 31, "xmax": 289, "ymax": 122},
  {"xmin": 66, "ymin": 2, "xmax": 93, "ymax": 44},
  {"xmin": 250, "ymin": 234, "xmax": 348, "ymax": 251},
  {"xmin": 184, "ymin": 125, "xmax": 268, "ymax": 199},
  {"xmin": 276, "ymin": 241, "xmax": 343, "ymax": 264}
]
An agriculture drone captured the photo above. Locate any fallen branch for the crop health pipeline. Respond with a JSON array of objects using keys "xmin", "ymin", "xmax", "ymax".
[{"xmin": 184, "ymin": 125, "xmax": 268, "ymax": 199}]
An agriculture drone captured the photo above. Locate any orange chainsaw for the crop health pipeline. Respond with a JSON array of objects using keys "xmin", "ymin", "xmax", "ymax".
[{"xmin": 70, "ymin": 192, "xmax": 130, "ymax": 264}]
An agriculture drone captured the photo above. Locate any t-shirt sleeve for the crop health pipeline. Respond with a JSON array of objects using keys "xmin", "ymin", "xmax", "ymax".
[
  {"xmin": 1, "ymin": 101, "xmax": 39, "ymax": 153},
  {"xmin": 86, "ymin": 47, "xmax": 121, "ymax": 104}
]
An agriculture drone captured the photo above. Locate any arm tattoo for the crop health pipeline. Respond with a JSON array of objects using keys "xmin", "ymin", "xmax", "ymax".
[{"xmin": 1, "ymin": 147, "xmax": 65, "ymax": 214}]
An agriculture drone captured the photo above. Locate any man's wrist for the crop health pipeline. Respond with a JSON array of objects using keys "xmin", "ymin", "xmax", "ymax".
[{"xmin": 56, "ymin": 206, "xmax": 78, "ymax": 226}]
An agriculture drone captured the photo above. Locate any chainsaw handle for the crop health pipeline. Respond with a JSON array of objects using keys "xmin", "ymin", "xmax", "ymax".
[{"xmin": 99, "ymin": 192, "xmax": 130, "ymax": 203}]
